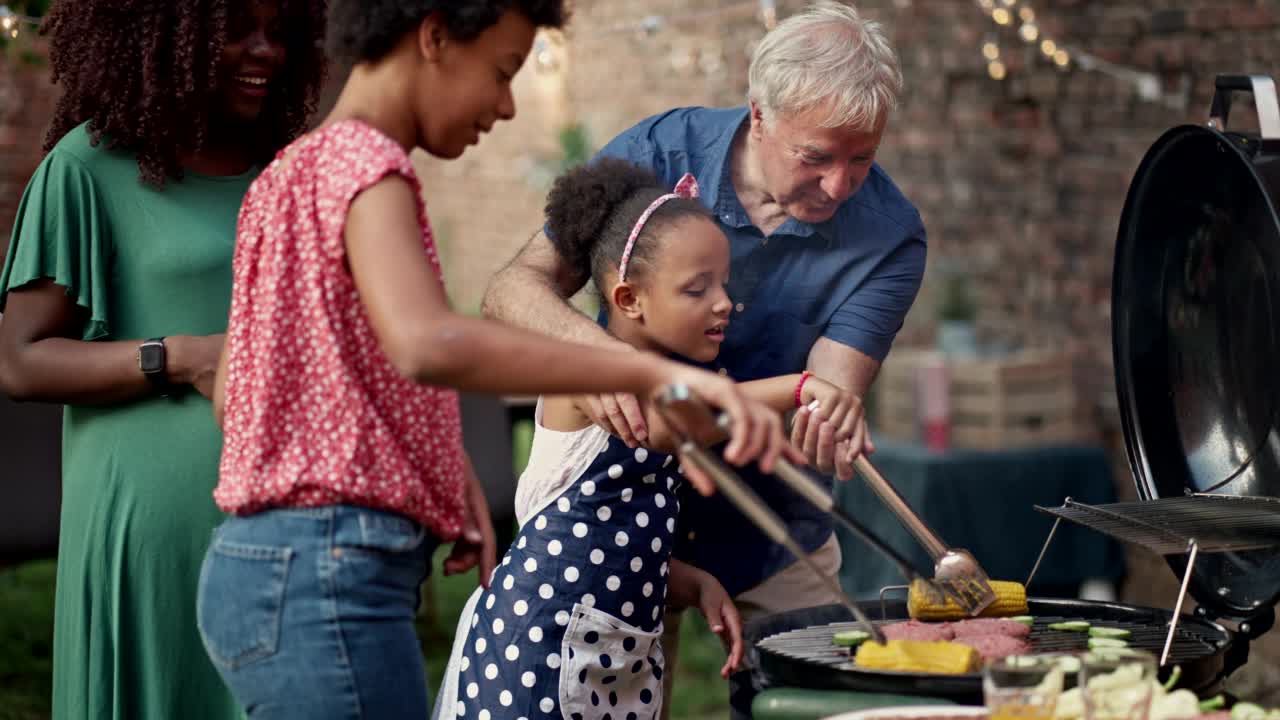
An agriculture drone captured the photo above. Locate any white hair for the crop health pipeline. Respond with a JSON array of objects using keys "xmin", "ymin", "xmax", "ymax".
[{"xmin": 748, "ymin": 1, "xmax": 903, "ymax": 130}]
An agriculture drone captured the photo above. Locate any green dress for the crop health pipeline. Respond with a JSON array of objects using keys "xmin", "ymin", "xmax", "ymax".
[{"xmin": 0, "ymin": 124, "xmax": 251, "ymax": 720}]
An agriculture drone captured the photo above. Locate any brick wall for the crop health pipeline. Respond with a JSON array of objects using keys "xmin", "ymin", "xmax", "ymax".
[{"xmin": 0, "ymin": 42, "xmax": 55, "ymax": 257}]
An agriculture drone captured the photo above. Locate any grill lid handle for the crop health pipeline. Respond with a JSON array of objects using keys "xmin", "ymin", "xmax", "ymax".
[{"xmin": 1208, "ymin": 74, "xmax": 1280, "ymax": 154}]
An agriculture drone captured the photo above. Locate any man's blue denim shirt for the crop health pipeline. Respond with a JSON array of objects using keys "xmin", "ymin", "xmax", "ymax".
[{"xmin": 593, "ymin": 106, "xmax": 927, "ymax": 595}]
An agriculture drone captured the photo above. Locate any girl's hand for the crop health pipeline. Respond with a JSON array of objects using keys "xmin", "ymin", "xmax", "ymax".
[
  {"xmin": 662, "ymin": 365, "xmax": 805, "ymax": 496},
  {"xmin": 695, "ymin": 573, "xmax": 744, "ymax": 678},
  {"xmin": 443, "ymin": 457, "xmax": 498, "ymax": 589},
  {"xmin": 793, "ymin": 376, "xmax": 871, "ymax": 480}
]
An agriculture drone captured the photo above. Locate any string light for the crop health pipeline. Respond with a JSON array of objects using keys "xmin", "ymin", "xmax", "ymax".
[
  {"xmin": 0, "ymin": 4, "xmax": 39, "ymax": 40},
  {"xmin": 976, "ymin": 1, "xmax": 1164, "ymax": 101}
]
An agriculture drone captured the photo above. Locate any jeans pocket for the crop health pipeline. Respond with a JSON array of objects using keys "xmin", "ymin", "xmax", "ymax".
[
  {"xmin": 197, "ymin": 539, "xmax": 293, "ymax": 671},
  {"xmin": 559, "ymin": 603, "xmax": 665, "ymax": 720}
]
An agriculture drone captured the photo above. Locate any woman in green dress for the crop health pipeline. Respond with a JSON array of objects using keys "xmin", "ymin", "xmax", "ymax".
[{"xmin": 0, "ymin": 0, "xmax": 325, "ymax": 717}]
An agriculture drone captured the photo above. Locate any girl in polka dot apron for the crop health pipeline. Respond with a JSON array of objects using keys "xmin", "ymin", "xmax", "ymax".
[
  {"xmin": 436, "ymin": 159, "xmax": 869, "ymax": 720},
  {"xmin": 199, "ymin": 4, "xmax": 802, "ymax": 719}
]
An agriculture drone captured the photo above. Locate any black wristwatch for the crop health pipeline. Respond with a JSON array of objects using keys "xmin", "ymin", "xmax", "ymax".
[{"xmin": 138, "ymin": 337, "xmax": 169, "ymax": 391}]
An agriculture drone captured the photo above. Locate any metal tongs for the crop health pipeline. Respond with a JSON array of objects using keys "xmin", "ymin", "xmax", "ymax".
[
  {"xmin": 847, "ymin": 453, "xmax": 997, "ymax": 616},
  {"xmin": 654, "ymin": 385, "xmax": 886, "ymax": 645},
  {"xmin": 657, "ymin": 385, "xmax": 997, "ymax": 620}
]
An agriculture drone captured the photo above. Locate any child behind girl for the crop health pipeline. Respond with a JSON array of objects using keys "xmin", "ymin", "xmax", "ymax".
[
  {"xmin": 436, "ymin": 159, "xmax": 867, "ymax": 720},
  {"xmin": 196, "ymin": 2, "xmax": 801, "ymax": 719}
]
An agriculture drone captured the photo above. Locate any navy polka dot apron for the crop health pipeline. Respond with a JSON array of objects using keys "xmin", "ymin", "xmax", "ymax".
[{"xmin": 452, "ymin": 437, "xmax": 681, "ymax": 720}]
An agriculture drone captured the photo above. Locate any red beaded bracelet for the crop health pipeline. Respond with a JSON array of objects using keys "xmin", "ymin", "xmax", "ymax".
[{"xmin": 795, "ymin": 371, "xmax": 813, "ymax": 408}]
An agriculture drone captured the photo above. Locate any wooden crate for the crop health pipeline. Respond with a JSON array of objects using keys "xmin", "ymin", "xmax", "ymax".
[{"xmin": 873, "ymin": 350, "xmax": 1091, "ymax": 450}]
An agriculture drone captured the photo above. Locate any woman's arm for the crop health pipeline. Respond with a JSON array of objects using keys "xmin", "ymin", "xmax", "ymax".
[
  {"xmin": 0, "ymin": 279, "xmax": 223, "ymax": 404},
  {"xmin": 345, "ymin": 176, "xmax": 799, "ymax": 475}
]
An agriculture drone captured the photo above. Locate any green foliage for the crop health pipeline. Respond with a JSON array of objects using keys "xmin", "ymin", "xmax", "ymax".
[
  {"xmin": 937, "ymin": 273, "xmax": 977, "ymax": 323},
  {"xmin": 555, "ymin": 123, "xmax": 593, "ymax": 172},
  {"xmin": 0, "ymin": 561, "xmax": 56, "ymax": 720}
]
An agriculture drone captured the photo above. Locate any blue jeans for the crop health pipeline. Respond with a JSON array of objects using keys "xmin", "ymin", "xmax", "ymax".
[{"xmin": 197, "ymin": 505, "xmax": 439, "ymax": 719}]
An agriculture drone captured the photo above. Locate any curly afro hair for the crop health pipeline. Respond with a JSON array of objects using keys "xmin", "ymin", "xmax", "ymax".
[
  {"xmin": 41, "ymin": 0, "xmax": 328, "ymax": 187},
  {"xmin": 327, "ymin": 0, "xmax": 569, "ymax": 65},
  {"xmin": 545, "ymin": 158, "xmax": 711, "ymax": 301}
]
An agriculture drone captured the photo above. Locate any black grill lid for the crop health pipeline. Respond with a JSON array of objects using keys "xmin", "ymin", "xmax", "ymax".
[{"xmin": 1112, "ymin": 75, "xmax": 1280, "ymax": 620}]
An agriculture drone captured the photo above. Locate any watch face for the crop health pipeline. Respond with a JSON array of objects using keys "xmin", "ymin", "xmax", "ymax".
[{"xmin": 140, "ymin": 344, "xmax": 165, "ymax": 374}]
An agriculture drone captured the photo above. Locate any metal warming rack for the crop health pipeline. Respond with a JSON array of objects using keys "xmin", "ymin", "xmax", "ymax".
[{"xmin": 1030, "ymin": 494, "xmax": 1280, "ymax": 665}]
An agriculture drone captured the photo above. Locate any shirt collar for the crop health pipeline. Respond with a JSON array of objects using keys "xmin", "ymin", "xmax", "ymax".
[{"xmin": 703, "ymin": 107, "xmax": 840, "ymax": 243}]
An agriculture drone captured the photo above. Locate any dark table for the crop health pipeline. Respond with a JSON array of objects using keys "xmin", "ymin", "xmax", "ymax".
[{"xmin": 833, "ymin": 440, "xmax": 1126, "ymax": 600}]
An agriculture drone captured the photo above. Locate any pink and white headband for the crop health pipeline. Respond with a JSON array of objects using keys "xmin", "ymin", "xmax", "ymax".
[{"xmin": 617, "ymin": 172, "xmax": 701, "ymax": 282}]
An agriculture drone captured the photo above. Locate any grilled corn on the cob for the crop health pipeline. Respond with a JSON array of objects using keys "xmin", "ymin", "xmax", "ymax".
[
  {"xmin": 907, "ymin": 578, "xmax": 1029, "ymax": 620},
  {"xmin": 853, "ymin": 639, "xmax": 980, "ymax": 674}
]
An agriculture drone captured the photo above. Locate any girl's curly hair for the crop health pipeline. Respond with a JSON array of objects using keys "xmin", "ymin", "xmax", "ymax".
[
  {"xmin": 40, "ymin": 0, "xmax": 328, "ymax": 186},
  {"xmin": 545, "ymin": 158, "xmax": 711, "ymax": 299}
]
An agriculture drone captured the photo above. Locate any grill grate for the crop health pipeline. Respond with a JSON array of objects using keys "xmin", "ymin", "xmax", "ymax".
[
  {"xmin": 1033, "ymin": 495, "xmax": 1280, "ymax": 555},
  {"xmin": 758, "ymin": 615, "xmax": 1223, "ymax": 675}
]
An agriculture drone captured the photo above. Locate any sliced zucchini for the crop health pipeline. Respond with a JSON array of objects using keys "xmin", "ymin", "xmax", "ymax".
[
  {"xmin": 1009, "ymin": 615, "xmax": 1035, "ymax": 626},
  {"xmin": 1088, "ymin": 626, "xmax": 1132, "ymax": 640},
  {"xmin": 1048, "ymin": 620, "xmax": 1091, "ymax": 631},
  {"xmin": 1232, "ymin": 702, "xmax": 1267, "ymax": 720},
  {"xmin": 1087, "ymin": 637, "xmax": 1129, "ymax": 649},
  {"xmin": 832, "ymin": 630, "xmax": 871, "ymax": 647}
]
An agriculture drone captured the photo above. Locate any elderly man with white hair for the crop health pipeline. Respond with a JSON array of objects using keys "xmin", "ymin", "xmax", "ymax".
[{"xmin": 483, "ymin": 2, "xmax": 926, "ymax": 715}]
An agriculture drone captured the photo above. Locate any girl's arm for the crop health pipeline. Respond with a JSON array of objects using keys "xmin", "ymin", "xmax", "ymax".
[
  {"xmin": 634, "ymin": 374, "xmax": 866, "ymax": 456},
  {"xmin": 667, "ymin": 559, "xmax": 744, "ymax": 678},
  {"xmin": 0, "ymin": 279, "xmax": 224, "ymax": 405},
  {"xmin": 344, "ymin": 175, "xmax": 799, "ymax": 476}
]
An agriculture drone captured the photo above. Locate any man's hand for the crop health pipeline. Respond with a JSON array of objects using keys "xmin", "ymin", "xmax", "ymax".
[
  {"xmin": 575, "ymin": 391, "xmax": 648, "ymax": 448},
  {"xmin": 443, "ymin": 458, "xmax": 497, "ymax": 588}
]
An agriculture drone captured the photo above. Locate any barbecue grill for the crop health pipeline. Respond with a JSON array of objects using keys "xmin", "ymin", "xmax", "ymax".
[{"xmin": 753, "ymin": 74, "xmax": 1280, "ymax": 706}]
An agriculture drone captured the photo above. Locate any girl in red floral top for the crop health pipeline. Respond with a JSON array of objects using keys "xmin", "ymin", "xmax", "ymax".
[{"xmin": 196, "ymin": 2, "xmax": 801, "ymax": 718}]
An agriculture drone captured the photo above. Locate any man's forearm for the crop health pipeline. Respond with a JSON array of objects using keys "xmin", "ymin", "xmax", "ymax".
[{"xmin": 482, "ymin": 264, "xmax": 619, "ymax": 347}]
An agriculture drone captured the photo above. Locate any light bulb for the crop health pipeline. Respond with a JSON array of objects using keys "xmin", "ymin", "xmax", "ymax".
[
  {"xmin": 1018, "ymin": 7, "xmax": 1035, "ymax": 22},
  {"xmin": 988, "ymin": 60, "xmax": 1007, "ymax": 80},
  {"xmin": 1019, "ymin": 22, "xmax": 1039, "ymax": 42},
  {"xmin": 1053, "ymin": 49, "xmax": 1070, "ymax": 67},
  {"xmin": 992, "ymin": 8, "xmax": 1012, "ymax": 25},
  {"xmin": 982, "ymin": 42, "xmax": 1000, "ymax": 60},
  {"xmin": 1040, "ymin": 39, "xmax": 1057, "ymax": 57}
]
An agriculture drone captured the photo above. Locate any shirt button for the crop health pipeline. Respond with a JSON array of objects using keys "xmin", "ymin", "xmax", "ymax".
[
  {"xmin": 735, "ymin": 303, "xmax": 745, "ymax": 313},
  {"xmin": 717, "ymin": 368, "xmax": 728, "ymax": 377}
]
